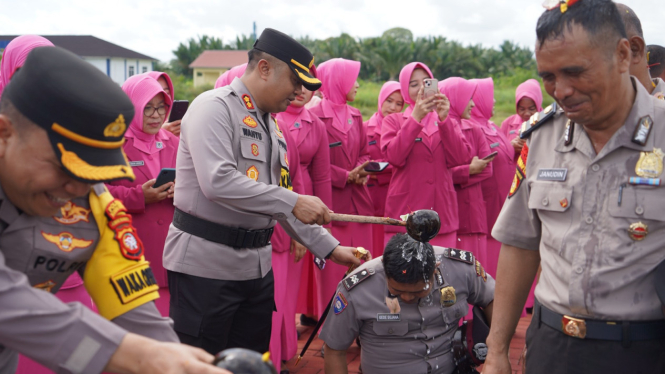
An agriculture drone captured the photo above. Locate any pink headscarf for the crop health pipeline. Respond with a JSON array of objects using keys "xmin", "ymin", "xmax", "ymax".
[
  {"xmin": 0, "ymin": 35, "xmax": 54, "ymax": 100},
  {"xmin": 515, "ymin": 79, "xmax": 543, "ymax": 114},
  {"xmin": 399, "ymin": 62, "xmax": 438, "ymax": 135},
  {"xmin": 366, "ymin": 81, "xmax": 402, "ymax": 130},
  {"xmin": 122, "ymin": 75, "xmax": 173, "ymax": 176},
  {"xmin": 317, "ymin": 58, "xmax": 361, "ymax": 133},
  {"xmin": 214, "ymin": 63, "xmax": 247, "ymax": 88},
  {"xmin": 438, "ymin": 77, "xmax": 478, "ymax": 122},
  {"xmin": 147, "ymin": 71, "xmax": 174, "ymax": 101},
  {"xmin": 470, "ymin": 78, "xmax": 494, "ymax": 124}
]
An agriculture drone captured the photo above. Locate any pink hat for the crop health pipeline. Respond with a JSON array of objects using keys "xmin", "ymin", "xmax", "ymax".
[
  {"xmin": 147, "ymin": 71, "xmax": 175, "ymax": 101},
  {"xmin": 470, "ymin": 78, "xmax": 494, "ymax": 123},
  {"xmin": 515, "ymin": 79, "xmax": 543, "ymax": 113},
  {"xmin": 214, "ymin": 63, "xmax": 248, "ymax": 88},
  {"xmin": 399, "ymin": 62, "xmax": 433, "ymax": 106},
  {"xmin": 0, "ymin": 35, "xmax": 54, "ymax": 100},
  {"xmin": 438, "ymin": 77, "xmax": 478, "ymax": 120},
  {"xmin": 317, "ymin": 58, "xmax": 361, "ymax": 105}
]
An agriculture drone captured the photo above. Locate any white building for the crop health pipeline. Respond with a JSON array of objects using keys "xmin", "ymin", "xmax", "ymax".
[{"xmin": 0, "ymin": 35, "xmax": 157, "ymax": 86}]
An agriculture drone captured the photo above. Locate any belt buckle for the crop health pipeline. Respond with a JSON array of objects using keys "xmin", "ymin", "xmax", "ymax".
[{"xmin": 562, "ymin": 315, "xmax": 587, "ymax": 339}]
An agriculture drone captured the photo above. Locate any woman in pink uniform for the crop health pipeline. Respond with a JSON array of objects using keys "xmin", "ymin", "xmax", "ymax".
[
  {"xmin": 439, "ymin": 78, "xmax": 493, "ymax": 265},
  {"xmin": 214, "ymin": 63, "xmax": 247, "ymax": 89},
  {"xmin": 106, "ymin": 75, "xmax": 177, "ymax": 317},
  {"xmin": 364, "ymin": 81, "xmax": 404, "ymax": 255},
  {"xmin": 470, "ymin": 78, "xmax": 514, "ymax": 277},
  {"xmin": 500, "ymin": 79, "xmax": 543, "ymax": 162},
  {"xmin": 271, "ymin": 83, "xmax": 333, "ymax": 371},
  {"xmin": 381, "ymin": 63, "xmax": 471, "ymax": 247},
  {"xmin": 309, "ymin": 58, "xmax": 374, "ymax": 318}
]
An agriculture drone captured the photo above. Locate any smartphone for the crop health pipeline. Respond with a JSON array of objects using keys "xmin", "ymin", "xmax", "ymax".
[
  {"xmin": 423, "ymin": 78, "xmax": 439, "ymax": 99},
  {"xmin": 364, "ymin": 162, "xmax": 389, "ymax": 172},
  {"xmin": 482, "ymin": 151, "xmax": 499, "ymax": 161},
  {"xmin": 168, "ymin": 100, "xmax": 189, "ymax": 122},
  {"xmin": 154, "ymin": 168, "xmax": 176, "ymax": 188}
]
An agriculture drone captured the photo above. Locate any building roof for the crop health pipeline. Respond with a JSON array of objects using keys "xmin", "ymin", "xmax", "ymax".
[
  {"xmin": 0, "ymin": 35, "xmax": 157, "ymax": 60},
  {"xmin": 189, "ymin": 50, "xmax": 249, "ymax": 69}
]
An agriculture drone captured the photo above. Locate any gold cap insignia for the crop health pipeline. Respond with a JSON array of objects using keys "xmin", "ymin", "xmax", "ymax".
[{"xmin": 104, "ymin": 115, "xmax": 127, "ymax": 137}]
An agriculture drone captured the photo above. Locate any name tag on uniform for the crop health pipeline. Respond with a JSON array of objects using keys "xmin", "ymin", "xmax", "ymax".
[
  {"xmin": 490, "ymin": 142, "xmax": 500, "ymax": 148},
  {"xmin": 129, "ymin": 161, "xmax": 144, "ymax": 167},
  {"xmin": 509, "ymin": 130, "xmax": 516, "ymax": 134},
  {"xmin": 369, "ymin": 140, "xmax": 377, "ymax": 145},
  {"xmin": 537, "ymin": 168, "xmax": 568, "ymax": 181},
  {"xmin": 415, "ymin": 138, "xmax": 423, "ymax": 142},
  {"xmin": 377, "ymin": 313, "xmax": 401, "ymax": 322}
]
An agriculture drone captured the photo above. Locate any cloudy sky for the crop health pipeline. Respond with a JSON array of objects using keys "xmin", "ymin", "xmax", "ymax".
[{"xmin": 2, "ymin": 0, "xmax": 663, "ymax": 62}]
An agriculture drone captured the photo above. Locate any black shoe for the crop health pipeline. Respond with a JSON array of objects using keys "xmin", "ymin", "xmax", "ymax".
[{"xmin": 300, "ymin": 314, "xmax": 318, "ymax": 327}]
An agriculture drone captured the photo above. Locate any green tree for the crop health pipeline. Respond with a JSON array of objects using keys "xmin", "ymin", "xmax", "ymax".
[{"xmin": 170, "ymin": 35, "xmax": 224, "ymax": 78}]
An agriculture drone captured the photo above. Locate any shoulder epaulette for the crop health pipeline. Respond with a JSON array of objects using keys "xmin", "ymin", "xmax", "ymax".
[
  {"xmin": 519, "ymin": 103, "xmax": 558, "ymax": 140},
  {"xmin": 442, "ymin": 247, "xmax": 474, "ymax": 265},
  {"xmin": 342, "ymin": 268, "xmax": 375, "ymax": 291}
]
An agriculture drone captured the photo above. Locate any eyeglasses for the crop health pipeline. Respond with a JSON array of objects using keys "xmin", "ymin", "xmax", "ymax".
[{"xmin": 143, "ymin": 105, "xmax": 169, "ymax": 117}]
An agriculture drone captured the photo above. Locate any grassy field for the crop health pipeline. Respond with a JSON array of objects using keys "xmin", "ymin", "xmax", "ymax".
[{"xmin": 352, "ymin": 68, "xmax": 553, "ymax": 126}]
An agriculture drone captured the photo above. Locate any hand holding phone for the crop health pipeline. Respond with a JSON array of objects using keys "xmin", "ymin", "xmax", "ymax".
[
  {"xmin": 154, "ymin": 168, "xmax": 176, "ymax": 188},
  {"xmin": 482, "ymin": 151, "xmax": 498, "ymax": 161},
  {"xmin": 168, "ymin": 100, "xmax": 189, "ymax": 123},
  {"xmin": 423, "ymin": 78, "xmax": 439, "ymax": 99},
  {"xmin": 364, "ymin": 162, "xmax": 389, "ymax": 172}
]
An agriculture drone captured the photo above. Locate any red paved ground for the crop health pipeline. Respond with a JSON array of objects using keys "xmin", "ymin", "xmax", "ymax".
[{"xmin": 285, "ymin": 314, "xmax": 531, "ymax": 374}]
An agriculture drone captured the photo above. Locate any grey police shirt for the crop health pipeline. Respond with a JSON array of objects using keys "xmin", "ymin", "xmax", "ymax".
[
  {"xmin": 319, "ymin": 246, "xmax": 494, "ymax": 374},
  {"xmin": 0, "ymin": 186, "xmax": 176, "ymax": 374},
  {"xmin": 163, "ymin": 78, "xmax": 339, "ymax": 281},
  {"xmin": 493, "ymin": 78, "xmax": 665, "ymax": 320}
]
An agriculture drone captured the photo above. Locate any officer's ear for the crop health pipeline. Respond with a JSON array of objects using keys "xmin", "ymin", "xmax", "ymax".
[
  {"xmin": 628, "ymin": 35, "xmax": 647, "ymax": 65},
  {"xmin": 256, "ymin": 59, "xmax": 273, "ymax": 82},
  {"xmin": 616, "ymin": 38, "xmax": 632, "ymax": 74},
  {"xmin": 0, "ymin": 114, "xmax": 17, "ymax": 158}
]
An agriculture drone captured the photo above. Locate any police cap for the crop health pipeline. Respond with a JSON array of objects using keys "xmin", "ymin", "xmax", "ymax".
[
  {"xmin": 253, "ymin": 28, "xmax": 322, "ymax": 91},
  {"xmin": 3, "ymin": 46, "xmax": 136, "ymax": 183}
]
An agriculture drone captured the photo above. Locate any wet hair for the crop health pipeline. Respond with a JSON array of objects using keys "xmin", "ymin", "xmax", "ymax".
[
  {"xmin": 246, "ymin": 48, "xmax": 281, "ymax": 72},
  {"xmin": 536, "ymin": 0, "xmax": 627, "ymax": 55},
  {"xmin": 383, "ymin": 233, "xmax": 435, "ymax": 284},
  {"xmin": 648, "ymin": 45, "xmax": 665, "ymax": 78},
  {"xmin": 615, "ymin": 3, "xmax": 643, "ymax": 39}
]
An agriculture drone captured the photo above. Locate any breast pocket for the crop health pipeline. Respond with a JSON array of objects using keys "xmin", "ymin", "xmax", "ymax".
[
  {"xmin": 606, "ymin": 185, "xmax": 665, "ymax": 263},
  {"xmin": 441, "ymin": 302, "xmax": 468, "ymax": 325},
  {"xmin": 240, "ymin": 138, "xmax": 266, "ymax": 163},
  {"xmin": 527, "ymin": 182, "xmax": 574, "ymax": 253},
  {"xmin": 372, "ymin": 321, "xmax": 409, "ymax": 337}
]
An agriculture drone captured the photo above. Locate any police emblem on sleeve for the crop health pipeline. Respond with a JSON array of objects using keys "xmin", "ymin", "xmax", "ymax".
[
  {"xmin": 41, "ymin": 231, "xmax": 93, "ymax": 252},
  {"xmin": 333, "ymin": 292, "xmax": 348, "ymax": 314},
  {"xmin": 509, "ymin": 143, "xmax": 529, "ymax": 198},
  {"xmin": 54, "ymin": 201, "xmax": 91, "ymax": 225},
  {"xmin": 105, "ymin": 199, "xmax": 144, "ymax": 261}
]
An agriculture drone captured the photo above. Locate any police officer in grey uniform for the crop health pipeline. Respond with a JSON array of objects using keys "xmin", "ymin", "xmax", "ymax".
[
  {"xmin": 163, "ymin": 28, "xmax": 366, "ymax": 354},
  {"xmin": 320, "ymin": 234, "xmax": 494, "ymax": 374},
  {"xmin": 0, "ymin": 47, "xmax": 230, "ymax": 374},
  {"xmin": 484, "ymin": 1, "xmax": 665, "ymax": 373},
  {"xmin": 616, "ymin": 3, "xmax": 665, "ymax": 97}
]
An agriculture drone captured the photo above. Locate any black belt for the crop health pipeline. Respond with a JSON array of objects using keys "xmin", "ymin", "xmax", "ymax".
[
  {"xmin": 536, "ymin": 300, "xmax": 665, "ymax": 342},
  {"xmin": 173, "ymin": 208, "xmax": 273, "ymax": 249}
]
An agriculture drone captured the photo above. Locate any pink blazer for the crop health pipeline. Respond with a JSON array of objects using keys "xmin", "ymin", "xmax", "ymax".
[
  {"xmin": 381, "ymin": 113, "xmax": 471, "ymax": 235},
  {"xmin": 310, "ymin": 103, "xmax": 374, "ymax": 222},
  {"xmin": 364, "ymin": 120, "xmax": 393, "ymax": 216},
  {"xmin": 271, "ymin": 122, "xmax": 304, "ymax": 253},
  {"xmin": 480, "ymin": 122, "xmax": 515, "ymax": 232},
  {"xmin": 106, "ymin": 131, "xmax": 178, "ymax": 287},
  {"xmin": 452, "ymin": 122, "xmax": 493, "ymax": 235},
  {"xmin": 288, "ymin": 110, "xmax": 333, "ymax": 208}
]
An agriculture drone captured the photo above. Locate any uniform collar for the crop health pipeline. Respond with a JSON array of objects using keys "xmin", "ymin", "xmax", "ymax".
[{"xmin": 555, "ymin": 77, "xmax": 656, "ymax": 157}]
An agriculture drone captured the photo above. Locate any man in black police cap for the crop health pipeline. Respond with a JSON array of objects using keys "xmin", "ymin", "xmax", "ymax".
[
  {"xmin": 0, "ymin": 46, "xmax": 230, "ymax": 374},
  {"xmin": 163, "ymin": 28, "xmax": 368, "ymax": 356}
]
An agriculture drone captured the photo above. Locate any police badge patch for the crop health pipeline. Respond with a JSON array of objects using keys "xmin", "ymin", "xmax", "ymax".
[
  {"xmin": 333, "ymin": 292, "xmax": 348, "ymax": 314},
  {"xmin": 509, "ymin": 143, "xmax": 528, "ymax": 198}
]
